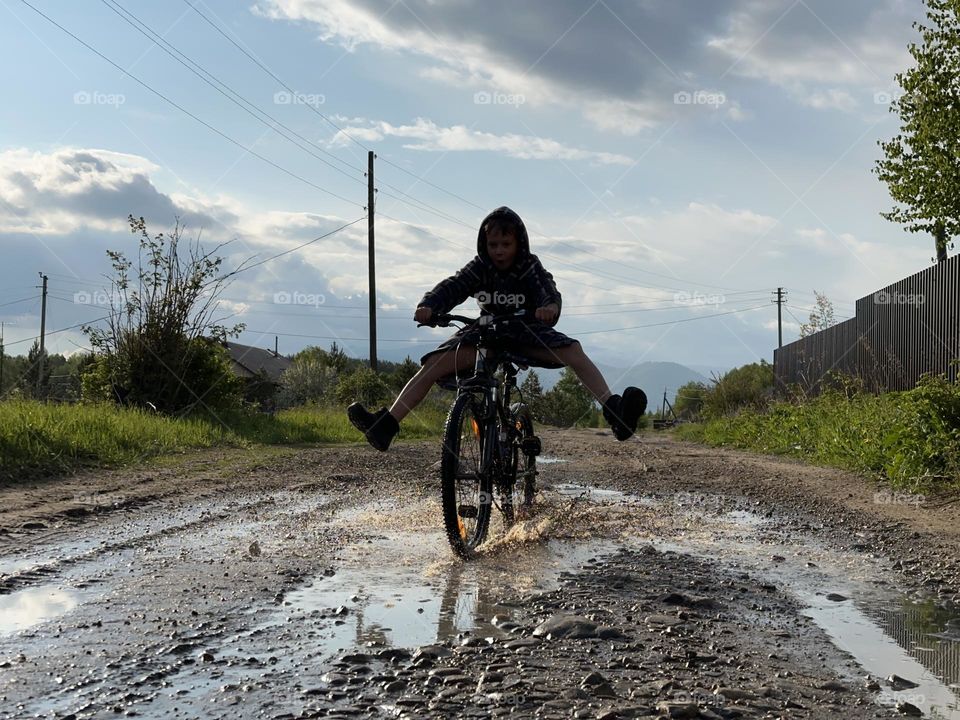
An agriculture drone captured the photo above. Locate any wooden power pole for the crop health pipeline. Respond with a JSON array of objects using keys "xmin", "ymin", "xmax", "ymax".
[
  {"xmin": 367, "ymin": 151, "xmax": 378, "ymax": 371},
  {"xmin": 772, "ymin": 287, "xmax": 786, "ymax": 348},
  {"xmin": 37, "ymin": 272, "xmax": 48, "ymax": 397}
]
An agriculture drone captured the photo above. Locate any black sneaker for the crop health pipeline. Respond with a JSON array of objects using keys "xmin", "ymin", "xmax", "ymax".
[
  {"xmin": 347, "ymin": 403, "xmax": 400, "ymax": 451},
  {"xmin": 602, "ymin": 387, "xmax": 647, "ymax": 441}
]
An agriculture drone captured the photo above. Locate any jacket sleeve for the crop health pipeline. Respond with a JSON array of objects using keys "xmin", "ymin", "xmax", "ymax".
[
  {"xmin": 418, "ymin": 257, "xmax": 485, "ymax": 314},
  {"xmin": 527, "ymin": 255, "xmax": 562, "ymax": 321}
]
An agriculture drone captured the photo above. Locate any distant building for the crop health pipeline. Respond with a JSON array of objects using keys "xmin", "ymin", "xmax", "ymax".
[
  {"xmin": 224, "ymin": 341, "xmax": 291, "ymax": 382},
  {"xmin": 223, "ymin": 341, "xmax": 291, "ymax": 410}
]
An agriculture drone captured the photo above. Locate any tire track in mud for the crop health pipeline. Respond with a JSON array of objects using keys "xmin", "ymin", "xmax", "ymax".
[{"xmin": 1, "ymin": 433, "xmax": 959, "ymax": 718}]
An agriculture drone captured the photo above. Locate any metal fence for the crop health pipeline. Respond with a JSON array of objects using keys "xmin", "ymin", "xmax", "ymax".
[{"xmin": 774, "ymin": 254, "xmax": 960, "ymax": 393}]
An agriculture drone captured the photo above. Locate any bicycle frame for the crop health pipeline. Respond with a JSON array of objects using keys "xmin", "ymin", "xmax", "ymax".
[
  {"xmin": 430, "ymin": 312, "xmax": 529, "ymax": 500},
  {"xmin": 469, "ymin": 344, "xmax": 522, "ymax": 491}
]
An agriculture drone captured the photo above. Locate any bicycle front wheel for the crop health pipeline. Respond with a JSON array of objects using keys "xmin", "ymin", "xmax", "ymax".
[{"xmin": 440, "ymin": 392, "xmax": 493, "ymax": 558}]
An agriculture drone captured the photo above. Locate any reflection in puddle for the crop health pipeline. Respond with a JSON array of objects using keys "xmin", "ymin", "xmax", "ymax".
[
  {"xmin": 284, "ymin": 484, "xmax": 960, "ymax": 720},
  {"xmin": 806, "ymin": 595, "xmax": 960, "ymax": 718},
  {"xmin": 0, "ymin": 585, "xmax": 78, "ymax": 634},
  {"xmin": 537, "ymin": 456, "xmax": 567, "ymax": 465},
  {"xmin": 278, "ymin": 534, "xmax": 617, "ymax": 655}
]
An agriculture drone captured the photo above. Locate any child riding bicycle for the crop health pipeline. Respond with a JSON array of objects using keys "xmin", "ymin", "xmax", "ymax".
[{"xmin": 347, "ymin": 206, "xmax": 647, "ymax": 450}]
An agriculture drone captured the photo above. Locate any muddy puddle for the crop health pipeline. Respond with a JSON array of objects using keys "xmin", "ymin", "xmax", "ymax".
[
  {"xmin": 267, "ymin": 478, "xmax": 957, "ymax": 718},
  {"xmin": 2, "ymin": 462, "xmax": 959, "ymax": 718},
  {"xmin": 551, "ymin": 481, "xmax": 960, "ymax": 719},
  {"xmin": 267, "ymin": 495, "xmax": 622, "ymax": 657},
  {"xmin": 0, "ymin": 584, "xmax": 79, "ymax": 634}
]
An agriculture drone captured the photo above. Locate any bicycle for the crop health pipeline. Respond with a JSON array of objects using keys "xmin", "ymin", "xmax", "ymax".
[{"xmin": 421, "ymin": 311, "xmax": 542, "ymax": 559}]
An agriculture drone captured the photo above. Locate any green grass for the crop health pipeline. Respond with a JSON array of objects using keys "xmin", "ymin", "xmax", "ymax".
[
  {"xmin": 0, "ymin": 400, "xmax": 446, "ymax": 480},
  {"xmin": 673, "ymin": 375, "xmax": 960, "ymax": 492}
]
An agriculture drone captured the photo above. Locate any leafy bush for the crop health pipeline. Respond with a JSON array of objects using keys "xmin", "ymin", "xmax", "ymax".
[
  {"xmin": 675, "ymin": 381, "xmax": 709, "ymax": 420},
  {"xmin": 82, "ymin": 216, "xmax": 245, "ymax": 414},
  {"xmin": 703, "ymin": 360, "xmax": 774, "ymax": 418},
  {"xmin": 277, "ymin": 358, "xmax": 339, "ymax": 408},
  {"xmin": 334, "ymin": 367, "xmax": 392, "ymax": 408}
]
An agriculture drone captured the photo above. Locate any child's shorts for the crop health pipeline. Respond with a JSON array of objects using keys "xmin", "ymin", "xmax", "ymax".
[{"xmin": 419, "ymin": 319, "xmax": 577, "ymax": 370}]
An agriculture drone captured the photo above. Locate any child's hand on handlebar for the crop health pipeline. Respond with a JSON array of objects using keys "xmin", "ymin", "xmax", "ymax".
[
  {"xmin": 535, "ymin": 303, "xmax": 559, "ymax": 325},
  {"xmin": 414, "ymin": 305, "xmax": 433, "ymax": 324}
]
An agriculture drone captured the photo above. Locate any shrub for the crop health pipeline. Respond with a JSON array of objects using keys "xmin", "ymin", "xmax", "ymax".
[
  {"xmin": 278, "ymin": 359, "xmax": 339, "ymax": 408},
  {"xmin": 334, "ymin": 367, "xmax": 392, "ymax": 408}
]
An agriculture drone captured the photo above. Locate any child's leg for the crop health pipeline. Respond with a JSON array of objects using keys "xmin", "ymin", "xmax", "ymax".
[
  {"xmin": 390, "ymin": 347, "xmax": 478, "ymax": 421},
  {"xmin": 520, "ymin": 342, "xmax": 611, "ymax": 402}
]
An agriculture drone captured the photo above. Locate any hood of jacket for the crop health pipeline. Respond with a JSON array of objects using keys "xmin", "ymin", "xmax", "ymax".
[{"xmin": 476, "ymin": 206, "xmax": 530, "ymax": 265}]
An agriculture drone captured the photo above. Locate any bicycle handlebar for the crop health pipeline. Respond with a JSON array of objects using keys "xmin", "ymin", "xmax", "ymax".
[{"xmin": 417, "ymin": 309, "xmax": 531, "ymax": 329}]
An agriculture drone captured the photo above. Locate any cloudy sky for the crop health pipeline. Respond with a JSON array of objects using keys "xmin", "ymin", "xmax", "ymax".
[{"xmin": 0, "ymin": 0, "xmax": 935, "ymax": 372}]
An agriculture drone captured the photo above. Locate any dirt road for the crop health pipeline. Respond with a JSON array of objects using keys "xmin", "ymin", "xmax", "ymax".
[{"xmin": 1, "ymin": 430, "xmax": 958, "ymax": 719}]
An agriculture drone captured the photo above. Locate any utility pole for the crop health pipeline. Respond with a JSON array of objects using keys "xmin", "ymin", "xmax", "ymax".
[
  {"xmin": 772, "ymin": 287, "xmax": 786, "ymax": 348},
  {"xmin": 37, "ymin": 272, "xmax": 48, "ymax": 397},
  {"xmin": 367, "ymin": 150, "xmax": 378, "ymax": 371},
  {"xmin": 0, "ymin": 321, "xmax": 5, "ymax": 396}
]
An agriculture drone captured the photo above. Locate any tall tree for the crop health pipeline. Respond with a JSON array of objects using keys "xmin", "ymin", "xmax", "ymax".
[{"xmin": 875, "ymin": 0, "xmax": 960, "ymax": 263}]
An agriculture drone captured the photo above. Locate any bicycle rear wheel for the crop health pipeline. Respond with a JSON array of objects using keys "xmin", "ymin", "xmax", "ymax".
[
  {"xmin": 440, "ymin": 393, "xmax": 493, "ymax": 558},
  {"xmin": 501, "ymin": 404, "xmax": 538, "ymax": 527}
]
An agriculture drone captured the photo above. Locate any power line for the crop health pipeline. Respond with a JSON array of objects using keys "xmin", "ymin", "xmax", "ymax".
[
  {"xmin": 101, "ymin": 0, "xmax": 367, "ymax": 185},
  {"xmin": 18, "ymin": 0, "xmax": 361, "ymax": 208},
  {"xmin": 4, "ymin": 315, "xmax": 112, "ymax": 349},
  {"xmin": 224, "ymin": 216, "xmax": 367, "ymax": 277},
  {"xmin": 179, "ymin": 0, "xmax": 488, "ymax": 222},
  {"xmin": 576, "ymin": 304, "xmax": 769, "ymax": 334},
  {"xmin": 0, "ymin": 296, "xmax": 38, "ymax": 309},
  {"xmin": 376, "ymin": 155, "xmax": 487, "ymax": 212},
  {"xmin": 243, "ymin": 329, "xmax": 437, "ymax": 344},
  {"xmin": 564, "ymin": 295, "xmax": 771, "ymax": 317},
  {"xmin": 180, "ymin": 0, "xmax": 364, "ymax": 151},
  {"xmin": 28, "ymin": 0, "xmax": 771, "ymax": 305}
]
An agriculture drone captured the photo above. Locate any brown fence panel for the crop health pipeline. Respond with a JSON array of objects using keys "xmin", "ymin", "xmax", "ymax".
[{"xmin": 774, "ymin": 254, "xmax": 960, "ymax": 393}]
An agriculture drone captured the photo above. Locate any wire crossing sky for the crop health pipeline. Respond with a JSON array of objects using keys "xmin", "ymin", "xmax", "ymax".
[{"xmin": 0, "ymin": 0, "xmax": 932, "ymax": 370}]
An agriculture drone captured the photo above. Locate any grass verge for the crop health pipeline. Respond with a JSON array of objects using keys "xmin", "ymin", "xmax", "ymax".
[
  {"xmin": 674, "ymin": 375, "xmax": 960, "ymax": 493},
  {"xmin": 0, "ymin": 400, "xmax": 446, "ymax": 480}
]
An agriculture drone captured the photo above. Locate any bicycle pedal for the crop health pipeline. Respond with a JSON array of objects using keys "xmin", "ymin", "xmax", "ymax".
[{"xmin": 521, "ymin": 436, "xmax": 542, "ymax": 456}]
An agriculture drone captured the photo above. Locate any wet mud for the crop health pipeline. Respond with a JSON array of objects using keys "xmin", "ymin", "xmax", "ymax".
[{"xmin": 0, "ymin": 431, "xmax": 958, "ymax": 718}]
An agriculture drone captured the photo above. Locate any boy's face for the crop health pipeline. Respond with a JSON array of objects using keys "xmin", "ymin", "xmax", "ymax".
[{"xmin": 486, "ymin": 226, "xmax": 518, "ymax": 270}]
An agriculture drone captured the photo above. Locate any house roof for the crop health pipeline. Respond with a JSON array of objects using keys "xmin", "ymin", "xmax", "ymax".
[{"xmin": 224, "ymin": 341, "xmax": 291, "ymax": 382}]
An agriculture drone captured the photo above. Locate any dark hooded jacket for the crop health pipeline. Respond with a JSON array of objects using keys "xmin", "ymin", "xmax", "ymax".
[{"xmin": 418, "ymin": 206, "xmax": 562, "ymax": 322}]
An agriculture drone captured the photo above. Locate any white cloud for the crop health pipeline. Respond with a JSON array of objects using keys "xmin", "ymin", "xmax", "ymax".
[
  {"xmin": 256, "ymin": 0, "xmax": 721, "ymax": 133},
  {"xmin": 332, "ymin": 118, "xmax": 634, "ymax": 165},
  {"xmin": 707, "ymin": 0, "xmax": 919, "ymax": 111},
  {"xmin": 0, "ymin": 147, "xmax": 233, "ymax": 236},
  {"xmin": 801, "ymin": 88, "xmax": 858, "ymax": 112}
]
